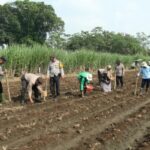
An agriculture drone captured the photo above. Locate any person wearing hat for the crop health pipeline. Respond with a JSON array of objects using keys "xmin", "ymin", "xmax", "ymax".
[
  {"xmin": 47, "ymin": 55, "xmax": 64, "ymax": 98},
  {"xmin": 100, "ymin": 65, "xmax": 114, "ymax": 92},
  {"xmin": 115, "ymin": 60, "xmax": 125, "ymax": 88},
  {"xmin": 137, "ymin": 61, "xmax": 150, "ymax": 95},
  {"xmin": 77, "ymin": 68, "xmax": 93, "ymax": 97},
  {"xmin": 0, "ymin": 56, "xmax": 7, "ymax": 103},
  {"xmin": 20, "ymin": 73, "xmax": 47, "ymax": 104}
]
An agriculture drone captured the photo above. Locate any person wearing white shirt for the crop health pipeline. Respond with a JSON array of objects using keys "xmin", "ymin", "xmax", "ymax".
[{"xmin": 21, "ymin": 73, "xmax": 46, "ymax": 104}]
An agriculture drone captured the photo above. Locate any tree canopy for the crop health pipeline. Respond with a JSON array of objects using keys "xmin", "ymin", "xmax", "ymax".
[
  {"xmin": 65, "ymin": 27, "xmax": 148, "ymax": 55},
  {"xmin": 0, "ymin": 0, "xmax": 64, "ymax": 45},
  {"xmin": 0, "ymin": 1, "xmax": 150, "ymax": 55}
]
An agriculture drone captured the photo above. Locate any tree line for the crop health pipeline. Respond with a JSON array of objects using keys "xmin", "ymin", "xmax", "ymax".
[
  {"xmin": 0, "ymin": 0, "xmax": 150, "ymax": 55},
  {"xmin": 0, "ymin": 0, "xmax": 64, "ymax": 45}
]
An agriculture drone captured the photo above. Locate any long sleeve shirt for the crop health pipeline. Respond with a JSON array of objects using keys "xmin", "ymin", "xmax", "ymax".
[
  {"xmin": 47, "ymin": 59, "xmax": 64, "ymax": 77},
  {"xmin": 77, "ymin": 72, "xmax": 92, "ymax": 91},
  {"xmin": 24, "ymin": 73, "xmax": 42, "ymax": 97},
  {"xmin": 138, "ymin": 66, "xmax": 150, "ymax": 79}
]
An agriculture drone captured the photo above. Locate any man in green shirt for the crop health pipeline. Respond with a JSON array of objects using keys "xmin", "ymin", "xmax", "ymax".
[{"xmin": 78, "ymin": 68, "xmax": 92, "ymax": 97}]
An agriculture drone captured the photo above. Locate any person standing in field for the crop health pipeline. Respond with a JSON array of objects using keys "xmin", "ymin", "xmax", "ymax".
[
  {"xmin": 137, "ymin": 61, "xmax": 150, "ymax": 95},
  {"xmin": 100, "ymin": 65, "xmax": 114, "ymax": 93},
  {"xmin": 78, "ymin": 68, "xmax": 93, "ymax": 97},
  {"xmin": 47, "ymin": 55, "xmax": 64, "ymax": 98},
  {"xmin": 115, "ymin": 60, "xmax": 125, "ymax": 88},
  {"xmin": 0, "ymin": 56, "xmax": 7, "ymax": 103},
  {"xmin": 20, "ymin": 73, "xmax": 47, "ymax": 104}
]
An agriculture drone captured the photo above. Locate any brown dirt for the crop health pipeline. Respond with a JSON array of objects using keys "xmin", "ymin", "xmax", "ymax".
[{"xmin": 0, "ymin": 71, "xmax": 150, "ymax": 150}]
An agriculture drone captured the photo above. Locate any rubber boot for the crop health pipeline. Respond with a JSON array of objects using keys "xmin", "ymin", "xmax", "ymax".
[
  {"xmin": 20, "ymin": 89, "xmax": 27, "ymax": 105},
  {"xmin": 35, "ymin": 95, "xmax": 42, "ymax": 103},
  {"xmin": 0, "ymin": 93, "xmax": 5, "ymax": 103},
  {"xmin": 145, "ymin": 88, "xmax": 149, "ymax": 94},
  {"xmin": 140, "ymin": 88, "xmax": 144, "ymax": 95}
]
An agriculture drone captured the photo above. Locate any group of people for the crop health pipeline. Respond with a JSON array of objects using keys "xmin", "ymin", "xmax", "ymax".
[
  {"xmin": 78, "ymin": 60, "xmax": 150, "ymax": 97},
  {"xmin": 78, "ymin": 60, "xmax": 124, "ymax": 97},
  {"xmin": 97, "ymin": 60, "xmax": 125, "ymax": 93},
  {"xmin": 20, "ymin": 55, "xmax": 64, "ymax": 104},
  {"xmin": 0, "ymin": 55, "xmax": 150, "ymax": 104},
  {"xmin": 0, "ymin": 55, "xmax": 64, "ymax": 104}
]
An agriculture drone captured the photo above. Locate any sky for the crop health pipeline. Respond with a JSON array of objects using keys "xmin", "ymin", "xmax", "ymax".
[{"xmin": 0, "ymin": 0, "xmax": 150, "ymax": 35}]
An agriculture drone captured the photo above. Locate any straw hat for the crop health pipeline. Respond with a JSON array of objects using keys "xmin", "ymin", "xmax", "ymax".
[
  {"xmin": 141, "ymin": 61, "xmax": 148, "ymax": 67},
  {"xmin": 107, "ymin": 65, "xmax": 112, "ymax": 70}
]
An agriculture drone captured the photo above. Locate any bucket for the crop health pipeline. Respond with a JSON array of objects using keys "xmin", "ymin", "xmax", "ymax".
[{"xmin": 86, "ymin": 84, "xmax": 94, "ymax": 93}]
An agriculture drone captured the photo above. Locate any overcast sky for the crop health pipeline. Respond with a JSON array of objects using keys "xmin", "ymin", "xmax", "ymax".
[{"xmin": 0, "ymin": 0, "xmax": 150, "ymax": 35}]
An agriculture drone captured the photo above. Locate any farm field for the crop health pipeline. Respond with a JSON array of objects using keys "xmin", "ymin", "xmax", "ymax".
[{"xmin": 0, "ymin": 71, "xmax": 150, "ymax": 150}]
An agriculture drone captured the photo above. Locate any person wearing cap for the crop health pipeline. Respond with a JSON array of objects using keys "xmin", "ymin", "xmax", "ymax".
[
  {"xmin": 0, "ymin": 56, "xmax": 7, "ymax": 103},
  {"xmin": 77, "ymin": 68, "xmax": 92, "ymax": 97},
  {"xmin": 21, "ymin": 73, "xmax": 47, "ymax": 104},
  {"xmin": 131, "ymin": 59, "xmax": 142, "ymax": 70},
  {"xmin": 100, "ymin": 65, "xmax": 114, "ymax": 92},
  {"xmin": 137, "ymin": 61, "xmax": 150, "ymax": 95},
  {"xmin": 47, "ymin": 55, "xmax": 64, "ymax": 98},
  {"xmin": 115, "ymin": 60, "xmax": 125, "ymax": 88}
]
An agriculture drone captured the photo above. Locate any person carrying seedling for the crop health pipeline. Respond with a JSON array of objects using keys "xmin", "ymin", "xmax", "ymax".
[
  {"xmin": 137, "ymin": 61, "xmax": 150, "ymax": 95},
  {"xmin": 0, "ymin": 56, "xmax": 7, "ymax": 103},
  {"xmin": 78, "ymin": 68, "xmax": 93, "ymax": 97},
  {"xmin": 115, "ymin": 60, "xmax": 125, "ymax": 88},
  {"xmin": 20, "ymin": 73, "xmax": 47, "ymax": 104},
  {"xmin": 100, "ymin": 65, "xmax": 114, "ymax": 93},
  {"xmin": 47, "ymin": 55, "xmax": 64, "ymax": 98}
]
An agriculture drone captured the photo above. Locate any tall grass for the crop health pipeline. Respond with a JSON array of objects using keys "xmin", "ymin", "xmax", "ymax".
[{"xmin": 0, "ymin": 44, "xmax": 149, "ymax": 75}]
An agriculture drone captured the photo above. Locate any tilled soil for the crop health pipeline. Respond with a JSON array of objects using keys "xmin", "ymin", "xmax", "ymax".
[{"xmin": 0, "ymin": 71, "xmax": 150, "ymax": 150}]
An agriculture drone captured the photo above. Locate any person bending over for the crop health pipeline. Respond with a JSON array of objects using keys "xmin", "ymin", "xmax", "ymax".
[{"xmin": 21, "ymin": 73, "xmax": 47, "ymax": 104}]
